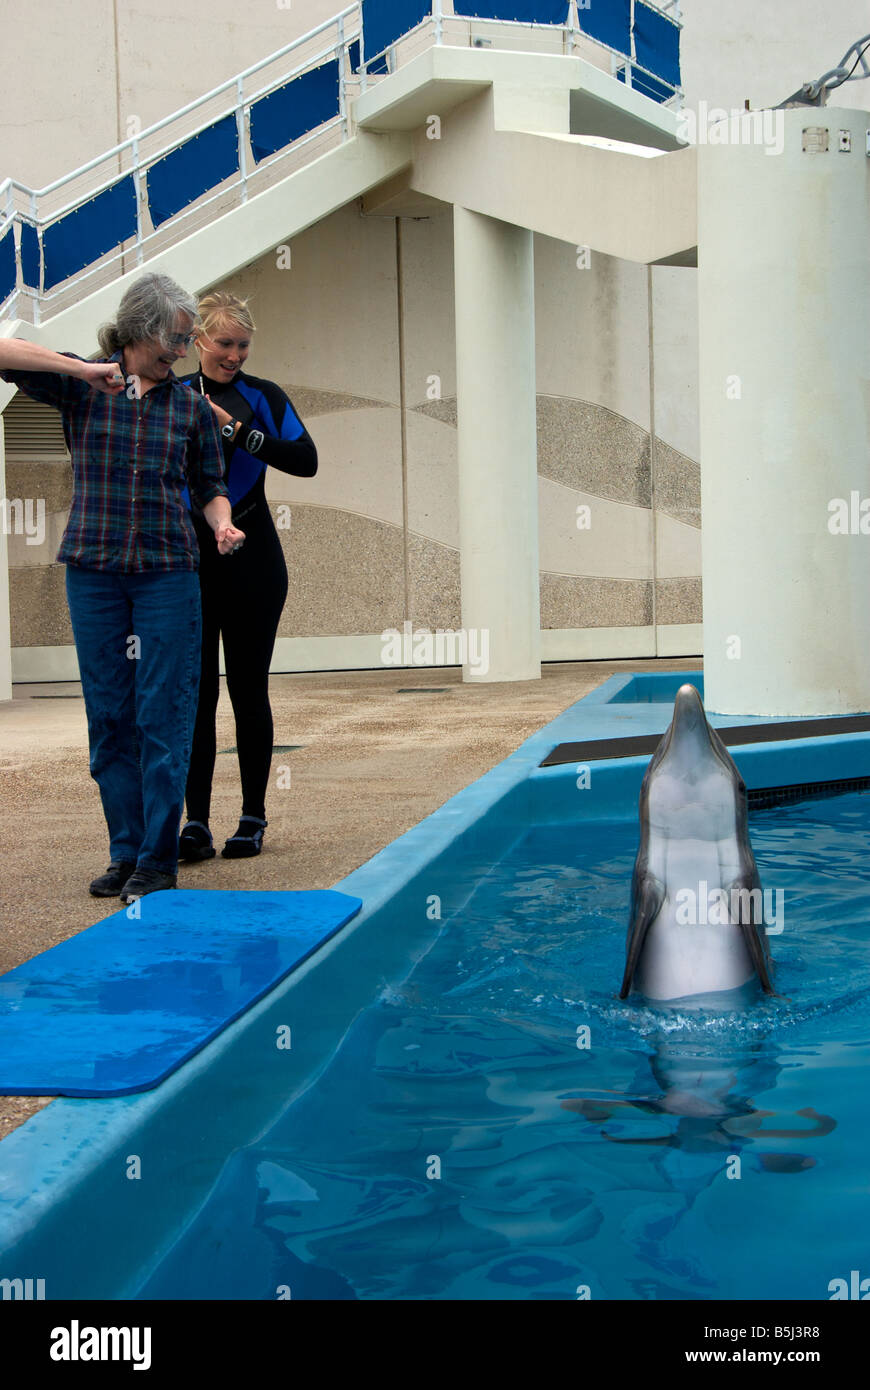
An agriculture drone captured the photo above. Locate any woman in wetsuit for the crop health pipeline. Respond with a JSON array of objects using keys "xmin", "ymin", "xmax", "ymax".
[{"xmin": 179, "ymin": 291, "xmax": 317, "ymax": 860}]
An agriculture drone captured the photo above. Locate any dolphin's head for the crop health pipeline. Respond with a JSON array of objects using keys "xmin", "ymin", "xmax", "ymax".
[
  {"xmin": 645, "ymin": 684, "xmax": 738, "ymax": 839},
  {"xmin": 658, "ymin": 684, "xmax": 722, "ymax": 782}
]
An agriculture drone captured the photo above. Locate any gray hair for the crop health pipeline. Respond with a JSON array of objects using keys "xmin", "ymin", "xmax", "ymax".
[{"xmin": 96, "ymin": 272, "xmax": 198, "ymax": 356}]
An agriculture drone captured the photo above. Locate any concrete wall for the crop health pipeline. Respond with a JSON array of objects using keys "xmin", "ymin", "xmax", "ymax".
[
  {"xmin": 0, "ymin": 0, "xmax": 343, "ymax": 187},
  {"xmin": 679, "ymin": 0, "xmax": 870, "ymax": 114},
  {"xmin": 178, "ymin": 207, "xmax": 700, "ymax": 647},
  {"xmin": 0, "ymin": 413, "xmax": 10, "ymax": 699},
  {"xmin": 4, "ymin": 0, "xmax": 869, "ymax": 675},
  {"xmin": 6, "ymin": 198, "xmax": 700, "ymax": 670}
]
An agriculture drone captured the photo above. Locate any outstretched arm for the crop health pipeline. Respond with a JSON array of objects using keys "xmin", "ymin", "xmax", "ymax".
[{"xmin": 0, "ymin": 340, "xmax": 125, "ymax": 394}]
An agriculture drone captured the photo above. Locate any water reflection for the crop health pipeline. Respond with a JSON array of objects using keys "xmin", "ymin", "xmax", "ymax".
[{"xmin": 562, "ymin": 1034, "xmax": 836, "ymax": 1176}]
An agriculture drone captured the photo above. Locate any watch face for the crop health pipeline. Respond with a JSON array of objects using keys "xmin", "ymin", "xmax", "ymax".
[{"xmin": 221, "ymin": 422, "xmax": 234, "ymax": 437}]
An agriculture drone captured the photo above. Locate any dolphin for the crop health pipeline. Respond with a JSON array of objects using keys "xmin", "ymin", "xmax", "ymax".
[{"xmin": 619, "ymin": 683, "xmax": 775, "ymax": 1002}]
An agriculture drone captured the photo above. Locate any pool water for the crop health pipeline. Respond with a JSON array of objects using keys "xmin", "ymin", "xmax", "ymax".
[{"xmin": 139, "ymin": 792, "xmax": 870, "ymax": 1300}]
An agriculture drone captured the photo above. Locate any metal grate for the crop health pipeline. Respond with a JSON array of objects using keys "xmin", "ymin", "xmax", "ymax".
[
  {"xmin": 3, "ymin": 395, "xmax": 70, "ymax": 459},
  {"xmin": 218, "ymin": 744, "xmax": 303, "ymax": 754},
  {"xmin": 748, "ymin": 777, "xmax": 870, "ymax": 810}
]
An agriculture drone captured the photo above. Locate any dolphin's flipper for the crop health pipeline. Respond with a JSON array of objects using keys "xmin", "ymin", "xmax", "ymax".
[
  {"xmin": 619, "ymin": 870, "xmax": 665, "ymax": 999},
  {"xmin": 560, "ymin": 1098, "xmax": 630, "ymax": 1121},
  {"xmin": 758, "ymin": 1153, "xmax": 815, "ymax": 1173},
  {"xmin": 726, "ymin": 872, "xmax": 776, "ymax": 994},
  {"xmin": 736, "ymin": 1106, "xmax": 837, "ymax": 1140}
]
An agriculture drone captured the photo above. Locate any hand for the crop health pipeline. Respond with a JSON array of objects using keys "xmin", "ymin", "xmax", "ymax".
[
  {"xmin": 82, "ymin": 362, "xmax": 127, "ymax": 395},
  {"xmin": 215, "ymin": 523, "xmax": 246, "ymax": 556},
  {"xmin": 204, "ymin": 394, "xmax": 233, "ymax": 430}
]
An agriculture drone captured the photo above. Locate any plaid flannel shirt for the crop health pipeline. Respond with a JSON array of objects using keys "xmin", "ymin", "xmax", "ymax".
[{"xmin": 0, "ymin": 350, "xmax": 228, "ymax": 571}]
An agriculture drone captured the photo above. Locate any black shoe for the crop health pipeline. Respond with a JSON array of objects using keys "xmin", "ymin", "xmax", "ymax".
[
  {"xmin": 222, "ymin": 816, "xmax": 267, "ymax": 859},
  {"xmin": 179, "ymin": 821, "xmax": 216, "ymax": 862},
  {"xmin": 120, "ymin": 867, "xmax": 178, "ymax": 902},
  {"xmin": 90, "ymin": 861, "xmax": 137, "ymax": 897}
]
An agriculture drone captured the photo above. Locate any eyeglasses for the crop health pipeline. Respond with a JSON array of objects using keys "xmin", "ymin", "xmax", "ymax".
[{"xmin": 167, "ymin": 333, "xmax": 197, "ymax": 348}]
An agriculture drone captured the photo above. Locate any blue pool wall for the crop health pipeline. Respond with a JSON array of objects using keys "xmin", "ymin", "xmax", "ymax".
[
  {"xmin": 582, "ymin": 671, "xmax": 704, "ymax": 704},
  {"xmin": 3, "ymin": 670, "xmax": 870, "ymax": 1295}
]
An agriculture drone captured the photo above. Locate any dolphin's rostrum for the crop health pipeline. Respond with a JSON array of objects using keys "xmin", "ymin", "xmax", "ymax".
[{"xmin": 619, "ymin": 683, "xmax": 775, "ymax": 1002}]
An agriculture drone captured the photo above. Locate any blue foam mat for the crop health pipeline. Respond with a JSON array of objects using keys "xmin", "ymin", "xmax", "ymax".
[{"xmin": 0, "ymin": 889, "xmax": 362, "ymax": 1097}]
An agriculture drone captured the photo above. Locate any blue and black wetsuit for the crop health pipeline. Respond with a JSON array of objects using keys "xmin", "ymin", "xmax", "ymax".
[{"xmin": 180, "ymin": 369, "xmax": 317, "ymax": 825}]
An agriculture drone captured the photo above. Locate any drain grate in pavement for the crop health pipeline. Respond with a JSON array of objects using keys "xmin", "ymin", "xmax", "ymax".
[
  {"xmin": 219, "ymin": 744, "xmax": 304, "ymax": 754},
  {"xmin": 30, "ymin": 694, "xmax": 83, "ymax": 699}
]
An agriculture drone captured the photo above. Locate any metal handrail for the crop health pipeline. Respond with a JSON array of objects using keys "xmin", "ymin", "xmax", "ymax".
[
  {"xmin": 0, "ymin": 7, "xmax": 363, "ymax": 323},
  {"xmin": 10, "ymin": 5, "xmax": 359, "ymax": 203},
  {"xmin": 26, "ymin": 35, "xmax": 353, "ymax": 235},
  {"xmin": 0, "ymin": 0, "xmax": 682, "ymax": 324},
  {"xmin": 362, "ymin": 3, "xmax": 682, "ymax": 89}
]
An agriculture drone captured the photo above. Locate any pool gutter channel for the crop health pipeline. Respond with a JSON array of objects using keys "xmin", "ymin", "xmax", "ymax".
[{"xmin": 3, "ymin": 669, "xmax": 870, "ymax": 1294}]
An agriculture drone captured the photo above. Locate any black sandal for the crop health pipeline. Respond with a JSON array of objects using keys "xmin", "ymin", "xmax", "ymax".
[
  {"xmin": 222, "ymin": 816, "xmax": 267, "ymax": 859},
  {"xmin": 179, "ymin": 821, "xmax": 216, "ymax": 862}
]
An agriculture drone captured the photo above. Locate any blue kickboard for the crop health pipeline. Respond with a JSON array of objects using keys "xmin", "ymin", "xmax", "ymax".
[{"xmin": 0, "ymin": 889, "xmax": 362, "ymax": 1097}]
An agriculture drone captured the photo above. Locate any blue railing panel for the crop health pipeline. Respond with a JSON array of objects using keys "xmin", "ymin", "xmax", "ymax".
[
  {"xmin": 0, "ymin": 226, "xmax": 15, "ymax": 305},
  {"xmin": 453, "ymin": 2, "xmax": 569, "ymax": 21},
  {"xmin": 41, "ymin": 176, "xmax": 138, "ymax": 291},
  {"xmin": 19, "ymin": 223, "xmax": 40, "ymax": 289},
  {"xmin": 576, "ymin": 0, "xmax": 631, "ymax": 58},
  {"xmin": 362, "ymin": 0, "xmax": 431, "ymax": 61},
  {"xmin": 633, "ymin": 1, "xmax": 680, "ymax": 90},
  {"xmin": 618, "ymin": 66, "xmax": 672, "ymax": 102},
  {"xmin": 249, "ymin": 60, "xmax": 341, "ymax": 163},
  {"xmin": 147, "ymin": 114, "xmax": 239, "ymax": 229}
]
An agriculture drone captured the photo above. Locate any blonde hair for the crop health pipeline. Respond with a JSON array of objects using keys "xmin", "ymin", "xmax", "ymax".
[{"xmin": 196, "ymin": 291, "xmax": 256, "ymax": 342}]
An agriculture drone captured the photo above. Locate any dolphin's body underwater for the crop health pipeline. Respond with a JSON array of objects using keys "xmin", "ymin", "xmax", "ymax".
[{"xmin": 619, "ymin": 683, "xmax": 774, "ymax": 1002}]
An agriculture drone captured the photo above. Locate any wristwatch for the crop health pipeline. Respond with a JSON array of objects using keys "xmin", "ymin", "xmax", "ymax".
[{"xmin": 221, "ymin": 419, "xmax": 239, "ymax": 439}]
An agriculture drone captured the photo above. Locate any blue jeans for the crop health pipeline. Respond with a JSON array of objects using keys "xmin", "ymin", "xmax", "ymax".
[{"xmin": 65, "ymin": 565, "xmax": 202, "ymax": 874}]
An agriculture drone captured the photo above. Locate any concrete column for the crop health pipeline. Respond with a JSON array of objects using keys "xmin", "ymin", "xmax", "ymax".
[
  {"xmin": 453, "ymin": 205, "xmax": 540, "ymax": 683},
  {"xmin": 699, "ymin": 106, "xmax": 870, "ymax": 716},
  {"xmin": 0, "ymin": 411, "xmax": 11, "ymax": 700}
]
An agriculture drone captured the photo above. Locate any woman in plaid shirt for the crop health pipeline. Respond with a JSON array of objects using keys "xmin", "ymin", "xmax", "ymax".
[{"xmin": 0, "ymin": 273, "xmax": 245, "ymax": 901}]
